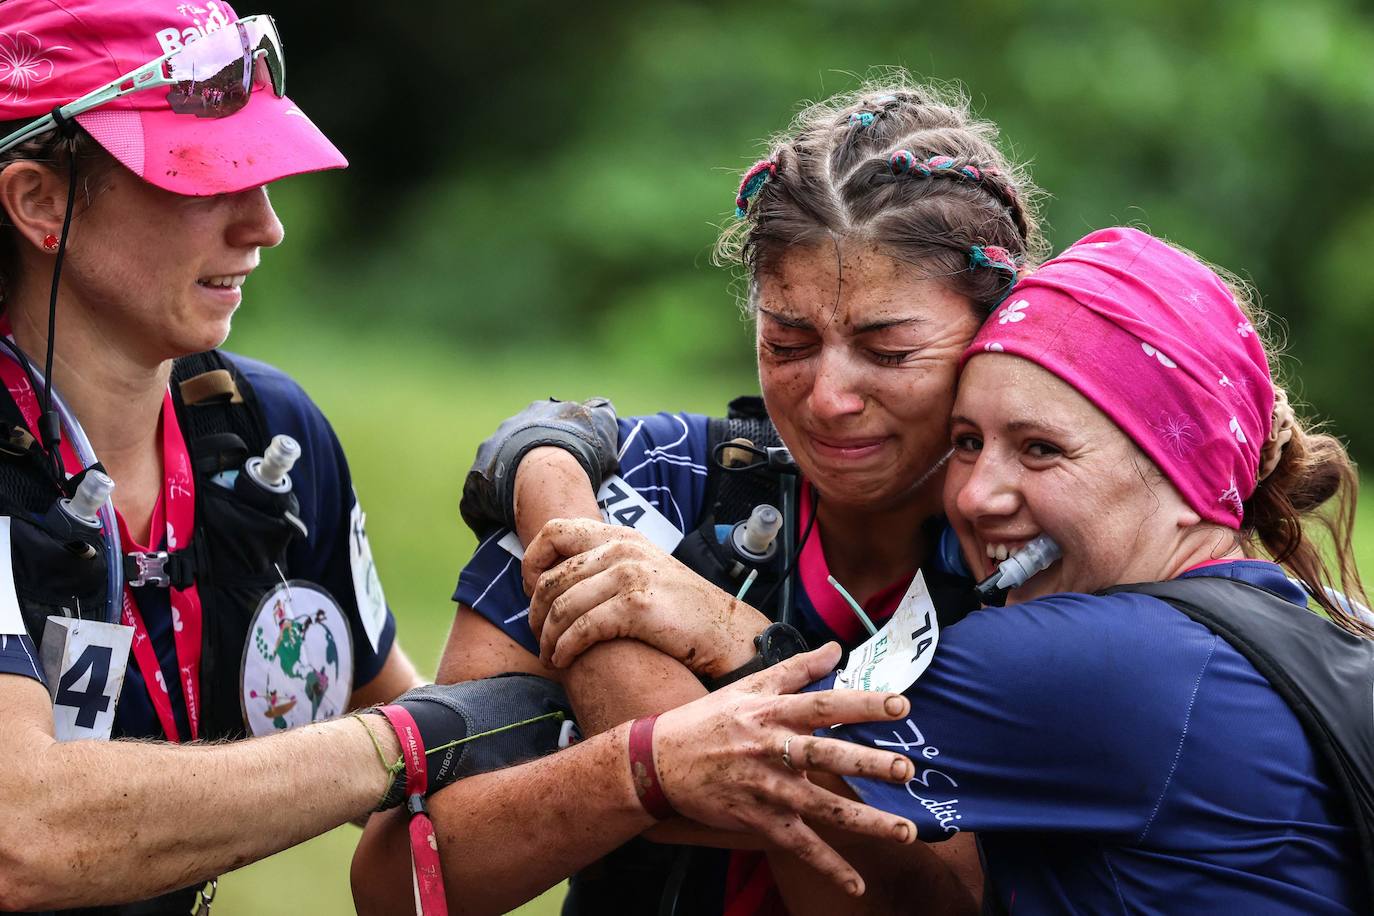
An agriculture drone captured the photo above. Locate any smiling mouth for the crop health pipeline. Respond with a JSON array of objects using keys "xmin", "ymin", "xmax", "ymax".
[
  {"xmin": 979, "ymin": 537, "xmax": 1036, "ymax": 575},
  {"xmin": 197, "ymin": 274, "xmax": 247, "ymax": 290}
]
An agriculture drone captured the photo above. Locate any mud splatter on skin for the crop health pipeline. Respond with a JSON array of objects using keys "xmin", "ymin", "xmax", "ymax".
[{"xmin": 753, "ymin": 242, "xmax": 980, "ymax": 563}]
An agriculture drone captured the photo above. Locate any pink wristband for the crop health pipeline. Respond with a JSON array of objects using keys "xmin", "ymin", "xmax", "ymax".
[{"xmin": 628, "ymin": 715, "xmax": 676, "ymax": 820}]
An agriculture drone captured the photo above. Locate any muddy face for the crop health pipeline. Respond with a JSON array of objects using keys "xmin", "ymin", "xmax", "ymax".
[{"xmin": 754, "ymin": 241, "xmax": 980, "ymax": 513}]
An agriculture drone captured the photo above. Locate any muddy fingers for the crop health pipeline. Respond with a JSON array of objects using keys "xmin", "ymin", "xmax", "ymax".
[
  {"xmin": 765, "ymin": 763, "xmax": 916, "ymax": 843},
  {"xmin": 730, "ymin": 644, "xmax": 844, "ymax": 696},
  {"xmin": 742, "ymin": 809, "xmax": 867, "ymax": 897},
  {"xmin": 767, "ymin": 688, "xmax": 909, "ymax": 731},
  {"xmin": 783, "ymin": 734, "xmax": 915, "ymax": 784},
  {"xmin": 536, "ymin": 569, "xmax": 627, "ymax": 661},
  {"xmin": 547, "ymin": 593, "xmax": 645, "ymax": 667}
]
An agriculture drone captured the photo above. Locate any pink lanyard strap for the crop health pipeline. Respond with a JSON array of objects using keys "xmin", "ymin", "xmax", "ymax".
[
  {"xmin": 114, "ymin": 400, "xmax": 203, "ymax": 742},
  {"xmin": 377, "ymin": 705, "xmax": 449, "ymax": 916},
  {"xmin": 0, "ymin": 351, "xmax": 204, "ymax": 742}
]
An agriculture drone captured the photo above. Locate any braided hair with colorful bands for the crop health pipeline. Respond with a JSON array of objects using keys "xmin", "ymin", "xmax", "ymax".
[
  {"xmin": 968, "ymin": 244, "xmax": 1019, "ymax": 307},
  {"xmin": 888, "ymin": 149, "xmax": 1018, "ymax": 214},
  {"xmin": 735, "ymin": 158, "xmax": 778, "ymax": 218},
  {"xmin": 715, "ymin": 77, "xmax": 1046, "ymax": 316}
]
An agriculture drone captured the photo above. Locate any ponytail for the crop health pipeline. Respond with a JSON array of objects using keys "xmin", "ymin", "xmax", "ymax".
[{"xmin": 1243, "ymin": 411, "xmax": 1371, "ymax": 637}]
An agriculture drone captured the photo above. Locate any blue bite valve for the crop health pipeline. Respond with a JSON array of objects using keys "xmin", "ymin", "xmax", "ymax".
[{"xmin": 976, "ymin": 534, "xmax": 1062, "ymax": 600}]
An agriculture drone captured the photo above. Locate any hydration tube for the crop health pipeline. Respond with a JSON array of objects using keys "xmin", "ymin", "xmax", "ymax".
[
  {"xmin": 2, "ymin": 349, "xmax": 124, "ymax": 621},
  {"xmin": 777, "ymin": 476, "xmax": 799, "ymax": 626},
  {"xmin": 975, "ymin": 534, "xmax": 1062, "ymax": 601}
]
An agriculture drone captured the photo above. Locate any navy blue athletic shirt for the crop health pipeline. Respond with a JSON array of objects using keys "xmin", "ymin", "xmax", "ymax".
[
  {"xmin": 826, "ymin": 559, "xmax": 1364, "ymax": 913},
  {"xmin": 454, "ymin": 411, "xmax": 949, "ymax": 653},
  {"xmin": 0, "ymin": 355, "xmax": 398, "ymax": 739}
]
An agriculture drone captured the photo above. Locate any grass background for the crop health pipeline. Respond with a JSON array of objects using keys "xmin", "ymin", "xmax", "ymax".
[{"xmin": 211, "ymin": 318, "xmax": 1373, "ymax": 915}]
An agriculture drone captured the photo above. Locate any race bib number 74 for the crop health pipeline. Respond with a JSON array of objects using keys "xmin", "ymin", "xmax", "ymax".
[
  {"xmin": 835, "ymin": 570, "xmax": 940, "ymax": 694},
  {"xmin": 499, "ymin": 474, "xmax": 684, "ymax": 560}
]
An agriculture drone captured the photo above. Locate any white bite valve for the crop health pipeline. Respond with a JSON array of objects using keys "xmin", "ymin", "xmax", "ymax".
[
  {"xmin": 976, "ymin": 534, "xmax": 1062, "ymax": 598},
  {"xmin": 246, "ymin": 434, "xmax": 300, "ymax": 493},
  {"xmin": 64, "ymin": 470, "xmax": 114, "ymax": 527},
  {"xmin": 732, "ymin": 504, "xmax": 783, "ymax": 562}
]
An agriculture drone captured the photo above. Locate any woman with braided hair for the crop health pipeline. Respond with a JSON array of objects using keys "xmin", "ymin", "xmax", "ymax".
[{"xmin": 355, "ymin": 77, "xmax": 1044, "ymax": 913}]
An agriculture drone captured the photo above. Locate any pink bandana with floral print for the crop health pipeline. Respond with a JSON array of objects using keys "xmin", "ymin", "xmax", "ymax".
[{"xmin": 964, "ymin": 226, "xmax": 1272, "ymax": 529}]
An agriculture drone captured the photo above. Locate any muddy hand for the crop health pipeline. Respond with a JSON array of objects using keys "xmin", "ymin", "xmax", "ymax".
[
  {"xmin": 527, "ymin": 521, "xmax": 769, "ymax": 675},
  {"xmin": 652, "ymin": 644, "xmax": 917, "ymax": 896}
]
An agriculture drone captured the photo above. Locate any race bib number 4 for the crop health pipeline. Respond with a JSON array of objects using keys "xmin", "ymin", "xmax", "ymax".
[
  {"xmin": 40, "ymin": 617, "xmax": 134, "ymax": 741},
  {"xmin": 835, "ymin": 570, "xmax": 940, "ymax": 694},
  {"xmin": 499, "ymin": 474, "xmax": 684, "ymax": 560}
]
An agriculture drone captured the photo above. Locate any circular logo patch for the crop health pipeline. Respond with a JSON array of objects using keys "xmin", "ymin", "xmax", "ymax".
[{"xmin": 240, "ymin": 580, "xmax": 353, "ymax": 736}]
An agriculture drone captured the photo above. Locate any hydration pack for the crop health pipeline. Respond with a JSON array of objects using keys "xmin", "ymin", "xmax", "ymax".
[
  {"xmin": 0, "ymin": 350, "xmax": 305, "ymax": 741},
  {"xmin": 1106, "ymin": 575, "xmax": 1374, "ymax": 905}
]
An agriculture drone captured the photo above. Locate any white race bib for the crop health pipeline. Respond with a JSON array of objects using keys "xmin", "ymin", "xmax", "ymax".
[
  {"xmin": 0, "ymin": 518, "xmax": 26, "ymax": 637},
  {"xmin": 41, "ymin": 616, "xmax": 134, "ymax": 741},
  {"xmin": 348, "ymin": 494, "xmax": 388, "ymax": 652},
  {"xmin": 499, "ymin": 474, "xmax": 684, "ymax": 560},
  {"xmin": 836, "ymin": 570, "xmax": 940, "ymax": 694},
  {"xmin": 240, "ymin": 581, "xmax": 353, "ymax": 736}
]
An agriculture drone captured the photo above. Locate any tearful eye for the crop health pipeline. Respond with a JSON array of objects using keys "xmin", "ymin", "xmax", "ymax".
[
  {"xmin": 1026, "ymin": 441, "xmax": 1061, "ymax": 459},
  {"xmin": 761, "ymin": 339, "xmax": 814, "ymax": 359},
  {"xmin": 868, "ymin": 349, "xmax": 915, "ymax": 366},
  {"xmin": 953, "ymin": 433, "xmax": 982, "ymax": 453}
]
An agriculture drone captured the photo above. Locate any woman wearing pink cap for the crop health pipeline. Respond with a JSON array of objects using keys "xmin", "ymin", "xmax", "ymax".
[
  {"xmin": 508, "ymin": 227, "xmax": 1372, "ymax": 911},
  {"xmin": 0, "ymin": 9, "xmax": 929, "ymax": 913}
]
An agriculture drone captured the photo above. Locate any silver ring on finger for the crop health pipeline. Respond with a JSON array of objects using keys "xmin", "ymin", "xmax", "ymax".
[{"xmin": 782, "ymin": 735, "xmax": 798, "ymax": 771}]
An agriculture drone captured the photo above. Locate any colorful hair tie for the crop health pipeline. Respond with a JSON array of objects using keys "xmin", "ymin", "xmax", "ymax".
[
  {"xmin": 735, "ymin": 158, "xmax": 778, "ymax": 218},
  {"xmin": 849, "ymin": 111, "xmax": 876, "ymax": 128},
  {"xmin": 889, "ymin": 149, "xmax": 917, "ymax": 175},
  {"xmin": 960, "ymin": 165, "xmax": 982, "ymax": 180},
  {"xmin": 929, "ymin": 156, "xmax": 957, "ymax": 171},
  {"xmin": 969, "ymin": 244, "xmax": 1019, "ymax": 307}
]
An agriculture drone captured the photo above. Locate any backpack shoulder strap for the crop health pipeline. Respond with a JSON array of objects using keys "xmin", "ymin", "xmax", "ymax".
[
  {"xmin": 0, "ymin": 375, "xmax": 66, "ymax": 514},
  {"xmin": 1107, "ymin": 576, "xmax": 1374, "ymax": 898},
  {"xmin": 170, "ymin": 350, "xmax": 270, "ymax": 475},
  {"xmin": 702, "ymin": 397, "xmax": 785, "ymax": 526}
]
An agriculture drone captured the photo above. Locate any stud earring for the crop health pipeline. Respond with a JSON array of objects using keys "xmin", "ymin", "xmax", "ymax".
[{"xmin": 41, "ymin": 234, "xmax": 60, "ymax": 253}]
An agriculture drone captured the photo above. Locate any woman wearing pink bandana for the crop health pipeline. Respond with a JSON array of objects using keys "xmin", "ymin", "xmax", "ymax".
[{"xmin": 825, "ymin": 226, "xmax": 1371, "ymax": 912}]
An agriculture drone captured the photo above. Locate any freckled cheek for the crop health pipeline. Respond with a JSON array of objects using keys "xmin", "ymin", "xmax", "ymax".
[
  {"xmin": 758, "ymin": 360, "xmax": 814, "ymax": 420},
  {"xmin": 887, "ymin": 374, "xmax": 957, "ymax": 448}
]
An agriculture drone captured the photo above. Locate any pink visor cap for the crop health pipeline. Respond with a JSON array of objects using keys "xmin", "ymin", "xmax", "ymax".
[
  {"xmin": 1, "ymin": 0, "xmax": 346, "ymax": 195},
  {"xmin": 966, "ymin": 227, "xmax": 1274, "ymax": 529}
]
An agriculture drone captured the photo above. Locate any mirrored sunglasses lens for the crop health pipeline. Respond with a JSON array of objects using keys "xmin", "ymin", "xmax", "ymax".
[
  {"xmin": 164, "ymin": 25, "xmax": 251, "ymax": 117},
  {"xmin": 241, "ymin": 16, "xmax": 286, "ymax": 97}
]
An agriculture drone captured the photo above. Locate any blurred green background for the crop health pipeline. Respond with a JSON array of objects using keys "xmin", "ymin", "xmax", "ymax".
[{"xmin": 210, "ymin": 0, "xmax": 1374, "ymax": 911}]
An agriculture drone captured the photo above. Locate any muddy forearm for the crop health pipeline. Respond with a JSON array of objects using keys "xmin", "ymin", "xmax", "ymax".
[{"xmin": 513, "ymin": 446, "xmax": 603, "ymax": 543}]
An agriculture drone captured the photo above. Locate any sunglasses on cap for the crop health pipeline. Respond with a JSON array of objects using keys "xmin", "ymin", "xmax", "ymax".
[{"xmin": 0, "ymin": 14, "xmax": 285, "ymax": 156}]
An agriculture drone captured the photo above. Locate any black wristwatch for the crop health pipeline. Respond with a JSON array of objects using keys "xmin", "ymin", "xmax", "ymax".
[{"xmin": 704, "ymin": 622, "xmax": 808, "ymax": 691}]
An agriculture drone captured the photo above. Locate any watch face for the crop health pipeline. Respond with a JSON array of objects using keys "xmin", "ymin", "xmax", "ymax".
[{"xmin": 760, "ymin": 623, "xmax": 807, "ymax": 665}]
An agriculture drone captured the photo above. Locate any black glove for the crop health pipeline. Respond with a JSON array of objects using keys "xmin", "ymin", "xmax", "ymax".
[
  {"xmin": 372, "ymin": 674, "xmax": 573, "ymax": 810},
  {"xmin": 460, "ymin": 397, "xmax": 620, "ymax": 536}
]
